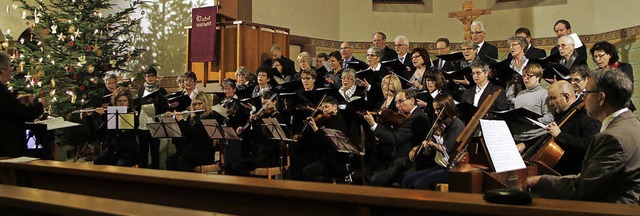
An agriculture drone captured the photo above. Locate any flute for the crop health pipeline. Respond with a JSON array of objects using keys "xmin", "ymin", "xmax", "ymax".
[
  {"xmin": 155, "ymin": 109, "xmax": 204, "ymax": 118},
  {"xmin": 71, "ymin": 108, "xmax": 97, "ymax": 114}
]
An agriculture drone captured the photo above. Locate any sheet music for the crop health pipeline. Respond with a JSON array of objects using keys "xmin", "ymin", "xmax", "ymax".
[
  {"xmin": 34, "ymin": 117, "xmax": 80, "ymax": 130},
  {"xmin": 479, "ymin": 119, "xmax": 527, "ymax": 173},
  {"xmin": 568, "ymin": 33, "xmax": 583, "ymax": 48},
  {"xmin": 212, "ymin": 104, "xmax": 229, "ymax": 119},
  {"xmin": 525, "ymin": 117, "xmax": 546, "ymax": 128},
  {"xmin": 0, "ymin": 156, "xmax": 39, "ymax": 163}
]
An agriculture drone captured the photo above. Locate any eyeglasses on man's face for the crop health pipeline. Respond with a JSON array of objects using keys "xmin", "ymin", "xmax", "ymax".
[{"xmin": 570, "ymin": 77, "xmax": 585, "ymax": 84}]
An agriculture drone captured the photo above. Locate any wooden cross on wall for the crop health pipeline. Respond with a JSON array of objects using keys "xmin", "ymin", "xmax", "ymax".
[{"xmin": 448, "ymin": 1, "xmax": 491, "ymax": 40}]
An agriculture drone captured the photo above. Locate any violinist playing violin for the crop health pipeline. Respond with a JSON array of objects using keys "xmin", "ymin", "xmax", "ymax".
[
  {"xmin": 403, "ymin": 94, "xmax": 465, "ymax": 190},
  {"xmin": 363, "ymin": 89, "xmax": 430, "ymax": 187},
  {"xmin": 227, "ymin": 91, "xmax": 286, "ymax": 176},
  {"xmin": 536, "ymin": 80, "xmax": 600, "ymax": 175},
  {"xmin": 291, "ymin": 97, "xmax": 352, "ymax": 182}
]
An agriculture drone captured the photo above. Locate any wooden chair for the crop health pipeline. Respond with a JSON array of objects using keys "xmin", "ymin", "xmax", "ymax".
[
  {"xmin": 193, "ymin": 140, "xmax": 224, "ymax": 174},
  {"xmin": 249, "ymin": 156, "xmax": 290, "ymax": 179}
]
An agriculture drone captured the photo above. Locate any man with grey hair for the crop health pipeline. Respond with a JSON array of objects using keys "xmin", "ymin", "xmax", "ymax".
[
  {"xmin": 556, "ymin": 36, "xmax": 587, "ymax": 70},
  {"xmin": 394, "ymin": 35, "xmax": 415, "ymax": 74},
  {"xmin": 373, "ymin": 32, "xmax": 398, "ymax": 61},
  {"xmin": 526, "ymin": 69, "xmax": 640, "ymax": 204},
  {"xmin": 470, "ymin": 21, "xmax": 498, "ymax": 64},
  {"xmin": 261, "ymin": 44, "xmax": 295, "ymax": 75},
  {"xmin": 0, "ymin": 51, "xmax": 45, "ymax": 157}
]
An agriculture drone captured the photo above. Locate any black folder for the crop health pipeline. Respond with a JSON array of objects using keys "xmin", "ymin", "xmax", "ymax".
[
  {"xmin": 491, "ymin": 107, "xmax": 542, "ymax": 121},
  {"xmin": 436, "ymin": 52, "xmax": 465, "ymax": 62},
  {"xmin": 277, "ymin": 80, "xmax": 301, "ymax": 93},
  {"xmin": 415, "ymin": 91, "xmax": 434, "ymax": 104},
  {"xmin": 381, "ymin": 59, "xmax": 407, "ymax": 75},
  {"xmin": 165, "ymin": 92, "xmax": 191, "ymax": 111},
  {"xmin": 489, "ymin": 58, "xmax": 521, "ymax": 88},
  {"xmin": 356, "ymin": 69, "xmax": 382, "ymax": 85},
  {"xmin": 528, "ymin": 53, "xmax": 571, "ymax": 80},
  {"xmin": 345, "ymin": 61, "xmax": 369, "ymax": 71},
  {"xmin": 240, "ymin": 95, "xmax": 263, "ymax": 110},
  {"xmin": 456, "ymin": 101, "xmax": 479, "ymax": 123},
  {"xmin": 101, "ymin": 94, "xmax": 112, "ymax": 104},
  {"xmin": 443, "ymin": 67, "xmax": 472, "ymax": 81}
]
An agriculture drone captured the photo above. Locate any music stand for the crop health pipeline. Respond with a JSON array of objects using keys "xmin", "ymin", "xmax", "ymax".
[
  {"xmin": 107, "ymin": 106, "xmax": 135, "ymax": 130},
  {"xmin": 319, "ymin": 128, "xmax": 364, "ymax": 184},
  {"xmin": 201, "ymin": 119, "xmax": 240, "ymax": 142},
  {"xmin": 261, "ymin": 118, "xmax": 293, "ymax": 179},
  {"xmin": 147, "ymin": 116, "xmax": 182, "ymax": 138}
]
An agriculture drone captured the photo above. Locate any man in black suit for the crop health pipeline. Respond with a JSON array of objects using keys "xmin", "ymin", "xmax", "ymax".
[
  {"xmin": 550, "ymin": 20, "xmax": 587, "ymax": 58},
  {"xmin": 508, "ymin": 27, "xmax": 547, "ymax": 59},
  {"xmin": 0, "ymin": 51, "xmax": 45, "ymax": 157},
  {"xmin": 339, "ymin": 42, "xmax": 367, "ymax": 69},
  {"xmin": 373, "ymin": 32, "xmax": 398, "ymax": 62},
  {"xmin": 363, "ymin": 89, "xmax": 430, "ymax": 187},
  {"xmin": 471, "ymin": 21, "xmax": 498, "ymax": 64},
  {"xmin": 432, "ymin": 38, "xmax": 458, "ymax": 72},
  {"xmin": 555, "ymin": 36, "xmax": 587, "ymax": 70},
  {"xmin": 394, "ymin": 35, "xmax": 416, "ymax": 76},
  {"xmin": 544, "ymin": 80, "xmax": 600, "ymax": 175},
  {"xmin": 461, "ymin": 61, "xmax": 508, "ymax": 112},
  {"xmin": 261, "ymin": 44, "xmax": 295, "ymax": 76}
]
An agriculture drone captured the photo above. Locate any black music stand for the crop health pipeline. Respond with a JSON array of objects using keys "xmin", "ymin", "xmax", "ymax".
[
  {"xmin": 319, "ymin": 128, "xmax": 364, "ymax": 184},
  {"xmin": 106, "ymin": 106, "xmax": 135, "ymax": 130},
  {"xmin": 261, "ymin": 118, "xmax": 293, "ymax": 179},
  {"xmin": 147, "ymin": 117, "xmax": 182, "ymax": 138},
  {"xmin": 201, "ymin": 119, "xmax": 240, "ymax": 143}
]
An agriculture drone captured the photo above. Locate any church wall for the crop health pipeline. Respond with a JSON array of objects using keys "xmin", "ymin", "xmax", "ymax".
[{"xmin": 252, "ymin": 0, "xmax": 341, "ymax": 41}]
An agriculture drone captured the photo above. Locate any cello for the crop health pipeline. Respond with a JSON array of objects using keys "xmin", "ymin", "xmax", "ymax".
[{"xmin": 522, "ymin": 101, "xmax": 585, "ymax": 174}]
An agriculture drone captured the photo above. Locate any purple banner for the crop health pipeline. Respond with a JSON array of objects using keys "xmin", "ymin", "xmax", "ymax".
[{"xmin": 191, "ymin": 6, "xmax": 217, "ymax": 62}]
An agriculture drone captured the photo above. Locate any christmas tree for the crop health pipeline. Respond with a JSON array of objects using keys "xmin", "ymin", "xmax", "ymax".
[{"xmin": 6, "ymin": 0, "xmax": 145, "ymax": 147}]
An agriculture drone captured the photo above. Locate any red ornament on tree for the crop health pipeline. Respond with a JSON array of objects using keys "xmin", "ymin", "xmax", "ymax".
[
  {"xmin": 73, "ymin": 73, "xmax": 79, "ymax": 80},
  {"xmin": 86, "ymin": 45, "xmax": 92, "ymax": 51},
  {"xmin": 79, "ymin": 85, "xmax": 85, "ymax": 91},
  {"xmin": 40, "ymin": 90, "xmax": 45, "ymax": 96},
  {"xmin": 68, "ymin": 67, "xmax": 73, "ymax": 72},
  {"xmin": 69, "ymin": 41, "xmax": 74, "ymax": 47}
]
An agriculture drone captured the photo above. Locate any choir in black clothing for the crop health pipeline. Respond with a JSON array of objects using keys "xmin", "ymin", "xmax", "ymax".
[{"xmin": 22, "ymin": 20, "xmax": 635, "ymax": 202}]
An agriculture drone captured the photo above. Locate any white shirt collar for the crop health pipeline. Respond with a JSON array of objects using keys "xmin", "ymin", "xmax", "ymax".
[
  {"xmin": 600, "ymin": 108, "xmax": 629, "ymax": 132},
  {"xmin": 477, "ymin": 41, "xmax": 485, "ymax": 50},
  {"xmin": 371, "ymin": 63, "xmax": 382, "ymax": 71}
]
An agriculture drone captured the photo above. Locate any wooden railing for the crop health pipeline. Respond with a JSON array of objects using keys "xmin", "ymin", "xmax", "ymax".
[
  {"xmin": 0, "ymin": 184, "xmax": 215, "ymax": 216},
  {"xmin": 0, "ymin": 160, "xmax": 638, "ymax": 216}
]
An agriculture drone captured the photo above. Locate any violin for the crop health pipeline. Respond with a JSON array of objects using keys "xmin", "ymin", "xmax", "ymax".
[{"xmin": 376, "ymin": 108, "xmax": 406, "ymax": 128}]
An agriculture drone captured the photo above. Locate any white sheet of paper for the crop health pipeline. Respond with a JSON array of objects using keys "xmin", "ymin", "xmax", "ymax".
[
  {"xmin": 480, "ymin": 119, "xmax": 527, "ymax": 173},
  {"xmin": 36, "ymin": 117, "xmax": 80, "ymax": 130},
  {"xmin": 525, "ymin": 117, "xmax": 546, "ymax": 128}
]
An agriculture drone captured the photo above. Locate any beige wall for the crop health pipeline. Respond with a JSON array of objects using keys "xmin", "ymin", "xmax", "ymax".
[
  {"xmin": 252, "ymin": 0, "xmax": 640, "ymax": 43},
  {"xmin": 252, "ymin": 0, "xmax": 341, "ymax": 40}
]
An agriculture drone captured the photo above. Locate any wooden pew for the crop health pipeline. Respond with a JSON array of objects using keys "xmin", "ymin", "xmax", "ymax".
[
  {"xmin": 1, "ymin": 160, "xmax": 638, "ymax": 216},
  {"xmin": 0, "ymin": 184, "xmax": 219, "ymax": 216}
]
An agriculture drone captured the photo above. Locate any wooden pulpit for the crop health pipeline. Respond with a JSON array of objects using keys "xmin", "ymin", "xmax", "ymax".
[{"xmin": 185, "ymin": 13, "xmax": 290, "ymax": 86}]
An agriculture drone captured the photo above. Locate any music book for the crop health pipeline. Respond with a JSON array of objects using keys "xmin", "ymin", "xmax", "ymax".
[
  {"xmin": 211, "ymin": 104, "xmax": 229, "ymax": 119},
  {"xmin": 201, "ymin": 119, "xmax": 240, "ymax": 140},
  {"xmin": 479, "ymin": 119, "xmax": 527, "ymax": 173},
  {"xmin": 355, "ymin": 68, "xmax": 382, "ymax": 85},
  {"xmin": 319, "ymin": 128, "xmax": 364, "ymax": 156},
  {"xmin": 568, "ymin": 33, "xmax": 584, "ymax": 49},
  {"xmin": 301, "ymin": 88, "xmax": 332, "ymax": 106},
  {"xmin": 147, "ymin": 116, "xmax": 182, "ymax": 138},
  {"xmin": 141, "ymin": 89, "xmax": 162, "ymax": 99},
  {"xmin": 240, "ymin": 95, "xmax": 263, "ymax": 110},
  {"xmin": 415, "ymin": 91, "xmax": 434, "ymax": 105},
  {"xmin": 165, "ymin": 92, "xmax": 192, "ymax": 111},
  {"xmin": 107, "ymin": 106, "xmax": 134, "ymax": 130},
  {"xmin": 436, "ymin": 52, "xmax": 465, "ymax": 62}
]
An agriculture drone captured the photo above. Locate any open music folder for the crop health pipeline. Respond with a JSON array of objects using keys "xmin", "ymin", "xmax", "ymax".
[
  {"xmin": 201, "ymin": 119, "xmax": 240, "ymax": 141},
  {"xmin": 107, "ymin": 106, "xmax": 134, "ymax": 130},
  {"xmin": 479, "ymin": 119, "xmax": 527, "ymax": 173}
]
